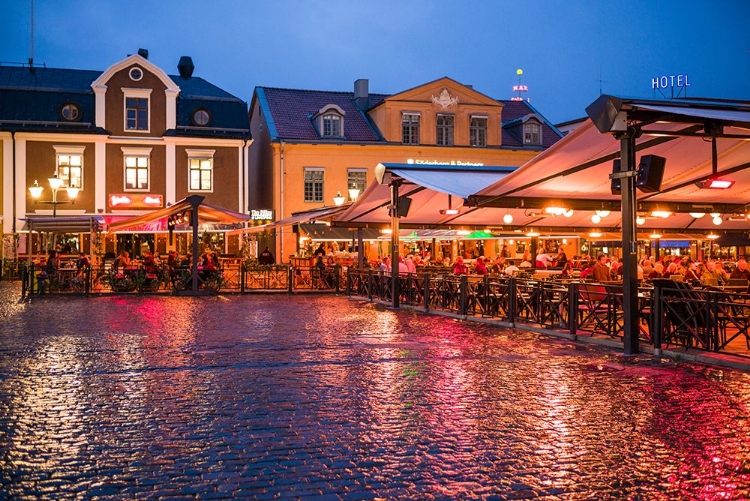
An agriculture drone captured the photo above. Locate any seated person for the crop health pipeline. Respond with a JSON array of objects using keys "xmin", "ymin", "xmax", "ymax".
[
  {"xmin": 503, "ymin": 260, "xmax": 520, "ymax": 277},
  {"xmin": 729, "ymin": 258, "xmax": 750, "ymax": 281},
  {"xmin": 112, "ymin": 251, "xmax": 130, "ymax": 275},
  {"xmin": 142, "ymin": 250, "xmax": 157, "ymax": 275}
]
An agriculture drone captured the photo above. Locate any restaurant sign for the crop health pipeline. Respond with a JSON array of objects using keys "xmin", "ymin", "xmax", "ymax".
[
  {"xmin": 250, "ymin": 209, "xmax": 274, "ymax": 222},
  {"xmin": 109, "ymin": 193, "xmax": 164, "ymax": 209}
]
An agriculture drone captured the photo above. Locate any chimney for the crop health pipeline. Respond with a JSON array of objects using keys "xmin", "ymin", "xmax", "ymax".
[
  {"xmin": 354, "ymin": 79, "xmax": 369, "ymax": 110},
  {"xmin": 137, "ymin": 48, "xmax": 149, "ymax": 59},
  {"xmin": 178, "ymin": 56, "xmax": 194, "ymax": 78}
]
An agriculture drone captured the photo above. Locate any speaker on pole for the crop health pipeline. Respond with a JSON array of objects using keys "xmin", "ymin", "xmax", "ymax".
[
  {"xmin": 611, "ymin": 159, "xmax": 621, "ymax": 195},
  {"xmin": 636, "ymin": 155, "xmax": 666, "ymax": 193}
]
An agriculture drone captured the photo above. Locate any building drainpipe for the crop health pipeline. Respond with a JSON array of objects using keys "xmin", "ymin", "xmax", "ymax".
[
  {"xmin": 279, "ymin": 140, "xmax": 285, "ymax": 263},
  {"xmin": 11, "ymin": 130, "xmax": 16, "ymax": 234}
]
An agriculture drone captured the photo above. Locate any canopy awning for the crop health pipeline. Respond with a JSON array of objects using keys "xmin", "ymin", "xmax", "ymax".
[
  {"xmin": 23, "ymin": 215, "xmax": 104, "ymax": 233},
  {"xmin": 334, "ymin": 163, "xmax": 517, "ymax": 227},
  {"xmin": 107, "ymin": 195, "xmax": 249, "ymax": 233},
  {"xmin": 230, "ymin": 205, "xmax": 349, "ymax": 235},
  {"xmin": 300, "ymin": 223, "xmax": 382, "ymax": 241}
]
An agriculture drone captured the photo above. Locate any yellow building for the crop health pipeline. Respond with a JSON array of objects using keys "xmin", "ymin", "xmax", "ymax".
[{"xmin": 248, "ymin": 77, "xmax": 563, "ymax": 262}]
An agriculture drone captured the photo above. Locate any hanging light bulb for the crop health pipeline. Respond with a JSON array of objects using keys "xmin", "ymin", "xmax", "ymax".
[
  {"xmin": 563, "ymin": 209, "xmax": 574, "ymax": 217},
  {"xmin": 591, "ymin": 214, "xmax": 601, "ymax": 224},
  {"xmin": 713, "ymin": 215, "xmax": 723, "ymax": 225},
  {"xmin": 636, "ymin": 216, "xmax": 646, "ymax": 225},
  {"xmin": 689, "ymin": 212, "xmax": 706, "ymax": 219},
  {"xmin": 503, "ymin": 213, "xmax": 513, "ymax": 224},
  {"xmin": 595, "ymin": 210, "xmax": 610, "ymax": 218}
]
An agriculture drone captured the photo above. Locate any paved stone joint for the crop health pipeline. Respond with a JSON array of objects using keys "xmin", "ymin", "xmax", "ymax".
[{"xmin": 0, "ymin": 283, "xmax": 749, "ymax": 499}]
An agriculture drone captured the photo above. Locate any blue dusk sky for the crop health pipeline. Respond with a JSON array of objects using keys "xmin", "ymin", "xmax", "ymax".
[{"xmin": 1, "ymin": 0, "xmax": 749, "ymax": 124}]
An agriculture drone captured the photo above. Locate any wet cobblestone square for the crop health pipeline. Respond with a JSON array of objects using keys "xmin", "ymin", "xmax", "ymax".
[{"xmin": 1, "ymin": 283, "xmax": 749, "ymax": 500}]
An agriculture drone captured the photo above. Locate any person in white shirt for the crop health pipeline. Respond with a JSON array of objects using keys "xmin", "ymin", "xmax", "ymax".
[
  {"xmin": 535, "ymin": 251, "xmax": 553, "ymax": 268},
  {"xmin": 504, "ymin": 260, "xmax": 520, "ymax": 276}
]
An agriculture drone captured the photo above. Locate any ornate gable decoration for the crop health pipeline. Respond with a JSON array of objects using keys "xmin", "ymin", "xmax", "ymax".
[{"xmin": 431, "ymin": 88, "xmax": 459, "ymax": 109}]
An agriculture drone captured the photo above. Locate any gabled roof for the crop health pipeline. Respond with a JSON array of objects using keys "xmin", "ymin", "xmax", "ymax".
[
  {"xmin": 498, "ymin": 100, "xmax": 563, "ymax": 149},
  {"xmin": 0, "ymin": 62, "xmax": 248, "ymax": 135},
  {"xmin": 254, "ymin": 86, "xmax": 386, "ymax": 142}
]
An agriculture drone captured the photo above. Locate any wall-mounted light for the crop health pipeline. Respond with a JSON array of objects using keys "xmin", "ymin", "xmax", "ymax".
[
  {"xmin": 348, "ymin": 183, "xmax": 360, "ymax": 201},
  {"xmin": 707, "ymin": 233, "xmax": 719, "ymax": 240},
  {"xmin": 526, "ymin": 229, "xmax": 540, "ymax": 237},
  {"xmin": 649, "ymin": 232, "xmax": 663, "ymax": 239},
  {"xmin": 589, "ymin": 231, "xmax": 603, "ymax": 238},
  {"xmin": 333, "ymin": 191, "xmax": 346, "ymax": 206}
]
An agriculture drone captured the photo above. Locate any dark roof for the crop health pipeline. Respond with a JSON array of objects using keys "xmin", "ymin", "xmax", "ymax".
[
  {"xmin": 0, "ymin": 65, "xmax": 248, "ymax": 135},
  {"xmin": 256, "ymin": 87, "xmax": 387, "ymax": 142},
  {"xmin": 498, "ymin": 99, "xmax": 563, "ymax": 149}
]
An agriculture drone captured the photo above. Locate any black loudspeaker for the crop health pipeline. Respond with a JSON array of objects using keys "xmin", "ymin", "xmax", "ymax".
[
  {"xmin": 636, "ymin": 155, "xmax": 666, "ymax": 193},
  {"xmin": 611, "ymin": 159, "xmax": 621, "ymax": 195},
  {"xmin": 390, "ymin": 196, "xmax": 412, "ymax": 218}
]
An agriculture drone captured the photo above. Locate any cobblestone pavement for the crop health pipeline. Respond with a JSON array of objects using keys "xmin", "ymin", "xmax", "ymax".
[{"xmin": 1, "ymin": 282, "xmax": 750, "ymax": 500}]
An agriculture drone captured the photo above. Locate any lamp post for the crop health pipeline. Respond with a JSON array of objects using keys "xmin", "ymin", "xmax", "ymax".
[{"xmin": 29, "ymin": 175, "xmax": 79, "ymax": 217}]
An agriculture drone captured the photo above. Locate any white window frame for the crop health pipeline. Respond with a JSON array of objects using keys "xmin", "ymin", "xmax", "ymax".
[
  {"xmin": 524, "ymin": 120, "xmax": 542, "ymax": 145},
  {"xmin": 347, "ymin": 168, "xmax": 367, "ymax": 201},
  {"xmin": 122, "ymin": 147, "xmax": 152, "ymax": 192},
  {"xmin": 186, "ymin": 149, "xmax": 215, "ymax": 193},
  {"xmin": 123, "ymin": 88, "xmax": 152, "ymax": 133},
  {"xmin": 304, "ymin": 167, "xmax": 325, "ymax": 203},
  {"xmin": 53, "ymin": 145, "xmax": 85, "ymax": 189},
  {"xmin": 470, "ymin": 115, "xmax": 488, "ymax": 147},
  {"xmin": 436, "ymin": 114, "xmax": 454, "ymax": 146},
  {"xmin": 402, "ymin": 112, "xmax": 420, "ymax": 145}
]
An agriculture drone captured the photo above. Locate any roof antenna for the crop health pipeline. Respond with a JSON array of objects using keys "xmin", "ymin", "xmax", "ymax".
[{"xmin": 28, "ymin": 0, "xmax": 35, "ymax": 70}]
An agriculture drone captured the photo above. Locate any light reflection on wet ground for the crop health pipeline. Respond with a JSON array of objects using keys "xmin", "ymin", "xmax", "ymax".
[{"xmin": 0, "ymin": 282, "xmax": 749, "ymax": 500}]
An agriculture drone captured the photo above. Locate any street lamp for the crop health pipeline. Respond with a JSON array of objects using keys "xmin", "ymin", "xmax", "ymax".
[
  {"xmin": 29, "ymin": 175, "xmax": 79, "ymax": 217},
  {"xmin": 348, "ymin": 183, "xmax": 360, "ymax": 202}
]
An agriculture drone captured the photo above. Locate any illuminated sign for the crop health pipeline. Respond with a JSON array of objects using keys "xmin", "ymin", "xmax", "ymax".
[
  {"xmin": 651, "ymin": 74, "xmax": 690, "ymax": 90},
  {"xmin": 250, "ymin": 209, "xmax": 274, "ymax": 221},
  {"xmin": 109, "ymin": 194, "xmax": 164, "ymax": 208},
  {"xmin": 406, "ymin": 158, "xmax": 484, "ymax": 167},
  {"xmin": 512, "ymin": 85, "xmax": 528, "ymax": 92}
]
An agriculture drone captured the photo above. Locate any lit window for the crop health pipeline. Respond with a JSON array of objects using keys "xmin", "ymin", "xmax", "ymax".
[
  {"xmin": 187, "ymin": 149, "xmax": 215, "ymax": 192},
  {"xmin": 122, "ymin": 147, "xmax": 151, "ymax": 191},
  {"xmin": 524, "ymin": 121, "xmax": 542, "ymax": 145},
  {"xmin": 402, "ymin": 113, "xmax": 420, "ymax": 145},
  {"xmin": 304, "ymin": 168, "xmax": 324, "ymax": 203},
  {"xmin": 470, "ymin": 116, "xmax": 487, "ymax": 147},
  {"xmin": 347, "ymin": 169, "xmax": 366, "ymax": 200},
  {"xmin": 436, "ymin": 114, "xmax": 454, "ymax": 146},
  {"xmin": 53, "ymin": 145, "xmax": 85, "ymax": 189},
  {"xmin": 323, "ymin": 114, "xmax": 341, "ymax": 137}
]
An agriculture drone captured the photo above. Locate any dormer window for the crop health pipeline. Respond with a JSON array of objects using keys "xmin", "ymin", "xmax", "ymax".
[
  {"xmin": 524, "ymin": 119, "xmax": 542, "ymax": 145},
  {"xmin": 314, "ymin": 105, "xmax": 345, "ymax": 138},
  {"xmin": 323, "ymin": 114, "xmax": 341, "ymax": 136},
  {"xmin": 60, "ymin": 103, "xmax": 80, "ymax": 122}
]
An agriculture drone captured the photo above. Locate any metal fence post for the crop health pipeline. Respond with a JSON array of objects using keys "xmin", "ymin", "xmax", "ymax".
[
  {"xmin": 652, "ymin": 284, "xmax": 662, "ymax": 356},
  {"xmin": 368, "ymin": 269, "xmax": 374, "ymax": 301},
  {"xmin": 460, "ymin": 275, "xmax": 468, "ymax": 316},
  {"xmin": 423, "ymin": 273, "xmax": 430, "ymax": 311},
  {"xmin": 288, "ymin": 267, "xmax": 293, "ymax": 293},
  {"xmin": 568, "ymin": 281, "xmax": 578, "ymax": 338},
  {"xmin": 508, "ymin": 276, "xmax": 517, "ymax": 326},
  {"xmin": 335, "ymin": 264, "xmax": 341, "ymax": 294},
  {"xmin": 240, "ymin": 265, "xmax": 245, "ymax": 293}
]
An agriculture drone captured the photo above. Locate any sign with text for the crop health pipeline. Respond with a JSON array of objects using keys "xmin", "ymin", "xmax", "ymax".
[
  {"xmin": 109, "ymin": 193, "xmax": 164, "ymax": 209},
  {"xmin": 250, "ymin": 209, "xmax": 274, "ymax": 221}
]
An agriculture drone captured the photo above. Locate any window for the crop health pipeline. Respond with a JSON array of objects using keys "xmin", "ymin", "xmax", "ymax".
[
  {"xmin": 122, "ymin": 147, "xmax": 151, "ymax": 191},
  {"xmin": 123, "ymin": 89, "xmax": 152, "ymax": 132},
  {"xmin": 402, "ymin": 113, "xmax": 420, "ymax": 145},
  {"xmin": 129, "ymin": 67, "xmax": 143, "ymax": 81},
  {"xmin": 192, "ymin": 109, "xmax": 210, "ymax": 126},
  {"xmin": 323, "ymin": 114, "xmax": 341, "ymax": 137},
  {"xmin": 524, "ymin": 120, "xmax": 542, "ymax": 145},
  {"xmin": 347, "ymin": 169, "xmax": 367, "ymax": 200},
  {"xmin": 470, "ymin": 116, "xmax": 487, "ymax": 147},
  {"xmin": 60, "ymin": 103, "xmax": 80, "ymax": 122},
  {"xmin": 54, "ymin": 145, "xmax": 85, "ymax": 189},
  {"xmin": 187, "ymin": 149, "xmax": 215, "ymax": 192},
  {"xmin": 304, "ymin": 168, "xmax": 324, "ymax": 203},
  {"xmin": 436, "ymin": 114, "xmax": 454, "ymax": 146}
]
